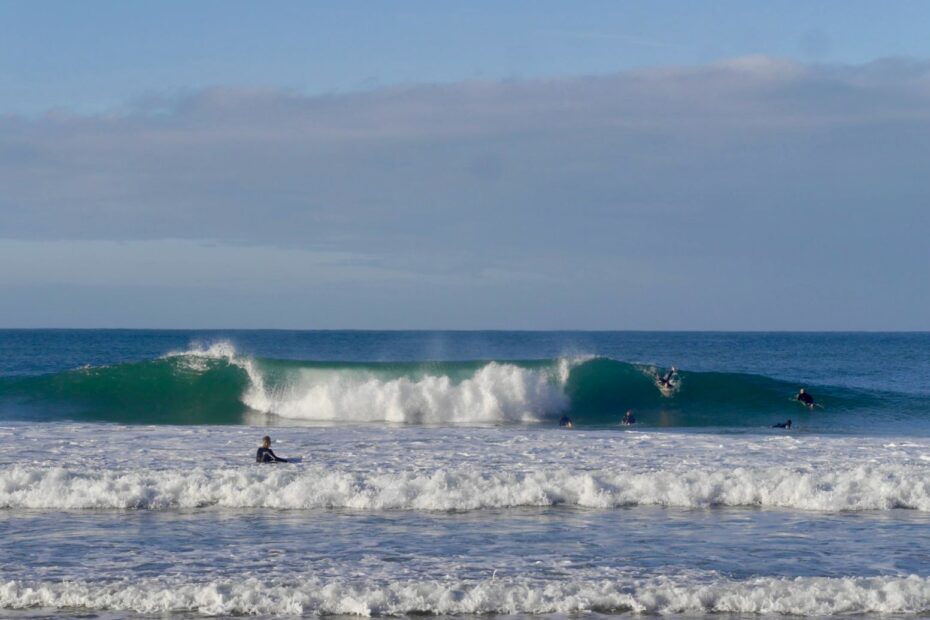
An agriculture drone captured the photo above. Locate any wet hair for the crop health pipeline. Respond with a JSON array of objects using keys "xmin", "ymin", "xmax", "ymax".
[{"xmin": 262, "ymin": 435, "xmax": 271, "ymax": 444}]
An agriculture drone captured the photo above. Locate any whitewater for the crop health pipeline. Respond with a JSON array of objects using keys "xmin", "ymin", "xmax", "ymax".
[
  {"xmin": 3, "ymin": 330, "xmax": 930, "ymax": 619},
  {"xmin": 4, "ymin": 424, "xmax": 930, "ymax": 512},
  {"xmin": 8, "ymin": 572, "xmax": 930, "ymax": 616}
]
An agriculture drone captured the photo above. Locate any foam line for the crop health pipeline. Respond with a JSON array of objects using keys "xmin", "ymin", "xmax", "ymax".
[
  {"xmin": 3, "ymin": 462, "xmax": 930, "ymax": 511},
  {"xmin": 4, "ymin": 574, "xmax": 930, "ymax": 616}
]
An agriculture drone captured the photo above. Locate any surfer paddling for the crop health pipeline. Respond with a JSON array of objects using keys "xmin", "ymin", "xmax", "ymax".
[
  {"xmin": 621, "ymin": 410, "xmax": 636, "ymax": 425},
  {"xmin": 256, "ymin": 435, "xmax": 289, "ymax": 463},
  {"xmin": 795, "ymin": 388, "xmax": 817, "ymax": 410}
]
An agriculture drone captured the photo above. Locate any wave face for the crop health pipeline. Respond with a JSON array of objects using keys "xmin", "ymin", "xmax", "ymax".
[
  {"xmin": 4, "ymin": 573, "xmax": 930, "ymax": 616},
  {"xmin": 0, "ymin": 343, "xmax": 252, "ymax": 425},
  {"xmin": 0, "ymin": 342, "xmax": 917, "ymax": 427}
]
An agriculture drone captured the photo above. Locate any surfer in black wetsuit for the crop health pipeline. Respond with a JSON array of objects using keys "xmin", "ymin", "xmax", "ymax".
[
  {"xmin": 772, "ymin": 419, "xmax": 792, "ymax": 429},
  {"xmin": 796, "ymin": 388, "xmax": 816, "ymax": 409},
  {"xmin": 256, "ymin": 435, "xmax": 289, "ymax": 463},
  {"xmin": 659, "ymin": 367, "xmax": 678, "ymax": 388},
  {"xmin": 558, "ymin": 415, "xmax": 574, "ymax": 429},
  {"xmin": 622, "ymin": 410, "xmax": 636, "ymax": 425}
]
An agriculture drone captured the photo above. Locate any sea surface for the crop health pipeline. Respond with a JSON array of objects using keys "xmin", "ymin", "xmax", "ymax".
[{"xmin": 2, "ymin": 330, "xmax": 930, "ymax": 618}]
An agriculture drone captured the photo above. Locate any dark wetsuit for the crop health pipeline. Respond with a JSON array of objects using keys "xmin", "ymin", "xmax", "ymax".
[
  {"xmin": 772, "ymin": 420, "xmax": 792, "ymax": 429},
  {"xmin": 797, "ymin": 392, "xmax": 815, "ymax": 407},
  {"xmin": 622, "ymin": 413, "xmax": 636, "ymax": 425},
  {"xmin": 660, "ymin": 370, "xmax": 676, "ymax": 386},
  {"xmin": 558, "ymin": 416, "xmax": 573, "ymax": 428},
  {"xmin": 256, "ymin": 447, "xmax": 287, "ymax": 463}
]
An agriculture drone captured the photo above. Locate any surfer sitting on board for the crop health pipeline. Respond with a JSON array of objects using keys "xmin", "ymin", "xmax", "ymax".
[
  {"xmin": 621, "ymin": 410, "xmax": 636, "ymax": 425},
  {"xmin": 558, "ymin": 415, "xmax": 574, "ymax": 429},
  {"xmin": 256, "ymin": 435, "xmax": 289, "ymax": 463},
  {"xmin": 796, "ymin": 388, "xmax": 816, "ymax": 409},
  {"xmin": 772, "ymin": 419, "xmax": 792, "ymax": 429}
]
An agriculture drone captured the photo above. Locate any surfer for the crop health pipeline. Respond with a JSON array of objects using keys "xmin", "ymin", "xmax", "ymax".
[
  {"xmin": 772, "ymin": 419, "xmax": 792, "ymax": 429},
  {"xmin": 796, "ymin": 388, "xmax": 816, "ymax": 409},
  {"xmin": 256, "ymin": 435, "xmax": 289, "ymax": 463},
  {"xmin": 558, "ymin": 415, "xmax": 574, "ymax": 429},
  {"xmin": 621, "ymin": 410, "xmax": 636, "ymax": 425},
  {"xmin": 658, "ymin": 367, "xmax": 678, "ymax": 389}
]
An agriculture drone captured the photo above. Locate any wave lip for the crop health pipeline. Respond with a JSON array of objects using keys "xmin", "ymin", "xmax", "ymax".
[
  {"xmin": 4, "ymin": 462, "xmax": 930, "ymax": 512},
  {"xmin": 3, "ymin": 573, "xmax": 930, "ymax": 616}
]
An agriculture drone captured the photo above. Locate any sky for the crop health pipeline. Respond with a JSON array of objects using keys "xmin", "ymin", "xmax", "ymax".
[{"xmin": 1, "ymin": 1, "xmax": 929, "ymax": 329}]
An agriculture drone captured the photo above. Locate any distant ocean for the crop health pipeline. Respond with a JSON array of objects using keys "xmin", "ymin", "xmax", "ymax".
[{"xmin": 3, "ymin": 330, "xmax": 930, "ymax": 618}]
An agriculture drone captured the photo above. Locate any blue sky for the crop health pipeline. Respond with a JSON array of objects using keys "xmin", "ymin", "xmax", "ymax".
[{"xmin": 1, "ymin": 2, "xmax": 929, "ymax": 329}]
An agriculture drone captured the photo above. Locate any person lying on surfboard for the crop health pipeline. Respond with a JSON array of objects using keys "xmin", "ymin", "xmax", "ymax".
[
  {"xmin": 796, "ymin": 388, "xmax": 816, "ymax": 409},
  {"xmin": 772, "ymin": 419, "xmax": 792, "ymax": 429},
  {"xmin": 256, "ymin": 435, "xmax": 289, "ymax": 463}
]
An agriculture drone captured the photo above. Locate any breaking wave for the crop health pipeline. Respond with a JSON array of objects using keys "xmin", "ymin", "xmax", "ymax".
[{"xmin": 0, "ymin": 341, "xmax": 917, "ymax": 427}]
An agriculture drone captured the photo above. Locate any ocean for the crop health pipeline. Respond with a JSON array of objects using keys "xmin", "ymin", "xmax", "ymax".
[{"xmin": 2, "ymin": 330, "xmax": 930, "ymax": 618}]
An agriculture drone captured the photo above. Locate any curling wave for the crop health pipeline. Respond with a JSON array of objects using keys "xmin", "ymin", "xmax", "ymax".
[{"xmin": 0, "ymin": 342, "xmax": 916, "ymax": 426}]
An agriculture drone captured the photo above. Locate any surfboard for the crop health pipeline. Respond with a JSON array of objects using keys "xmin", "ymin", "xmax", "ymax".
[{"xmin": 790, "ymin": 398, "xmax": 823, "ymax": 410}]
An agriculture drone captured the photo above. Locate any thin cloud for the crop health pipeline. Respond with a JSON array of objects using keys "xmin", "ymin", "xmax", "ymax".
[
  {"xmin": 3, "ymin": 56, "xmax": 928, "ymax": 248},
  {"xmin": 1, "ymin": 57, "xmax": 929, "ymax": 328}
]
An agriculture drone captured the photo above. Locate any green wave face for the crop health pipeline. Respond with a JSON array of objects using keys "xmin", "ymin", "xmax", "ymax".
[
  {"xmin": 0, "ymin": 356, "xmax": 252, "ymax": 424},
  {"xmin": 566, "ymin": 358, "xmax": 883, "ymax": 426},
  {"xmin": 0, "ymin": 352, "xmax": 911, "ymax": 427}
]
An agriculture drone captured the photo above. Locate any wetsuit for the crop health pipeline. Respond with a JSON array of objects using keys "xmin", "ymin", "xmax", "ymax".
[
  {"xmin": 623, "ymin": 413, "xmax": 636, "ymax": 425},
  {"xmin": 797, "ymin": 392, "xmax": 815, "ymax": 407},
  {"xmin": 558, "ymin": 416, "xmax": 573, "ymax": 428},
  {"xmin": 256, "ymin": 447, "xmax": 287, "ymax": 463},
  {"xmin": 772, "ymin": 420, "xmax": 792, "ymax": 429},
  {"xmin": 660, "ymin": 370, "xmax": 676, "ymax": 386}
]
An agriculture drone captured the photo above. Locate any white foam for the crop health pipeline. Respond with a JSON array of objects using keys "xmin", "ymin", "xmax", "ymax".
[
  {"xmin": 4, "ymin": 573, "xmax": 930, "ymax": 616},
  {"xmin": 163, "ymin": 342, "xmax": 574, "ymax": 424},
  {"xmin": 5, "ymin": 425, "xmax": 930, "ymax": 512},
  {"xmin": 243, "ymin": 362, "xmax": 570, "ymax": 424},
  {"xmin": 3, "ymin": 460, "xmax": 930, "ymax": 512}
]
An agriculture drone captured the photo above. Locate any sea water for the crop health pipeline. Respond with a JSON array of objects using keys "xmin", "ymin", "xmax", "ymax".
[{"xmin": 1, "ymin": 330, "xmax": 930, "ymax": 618}]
